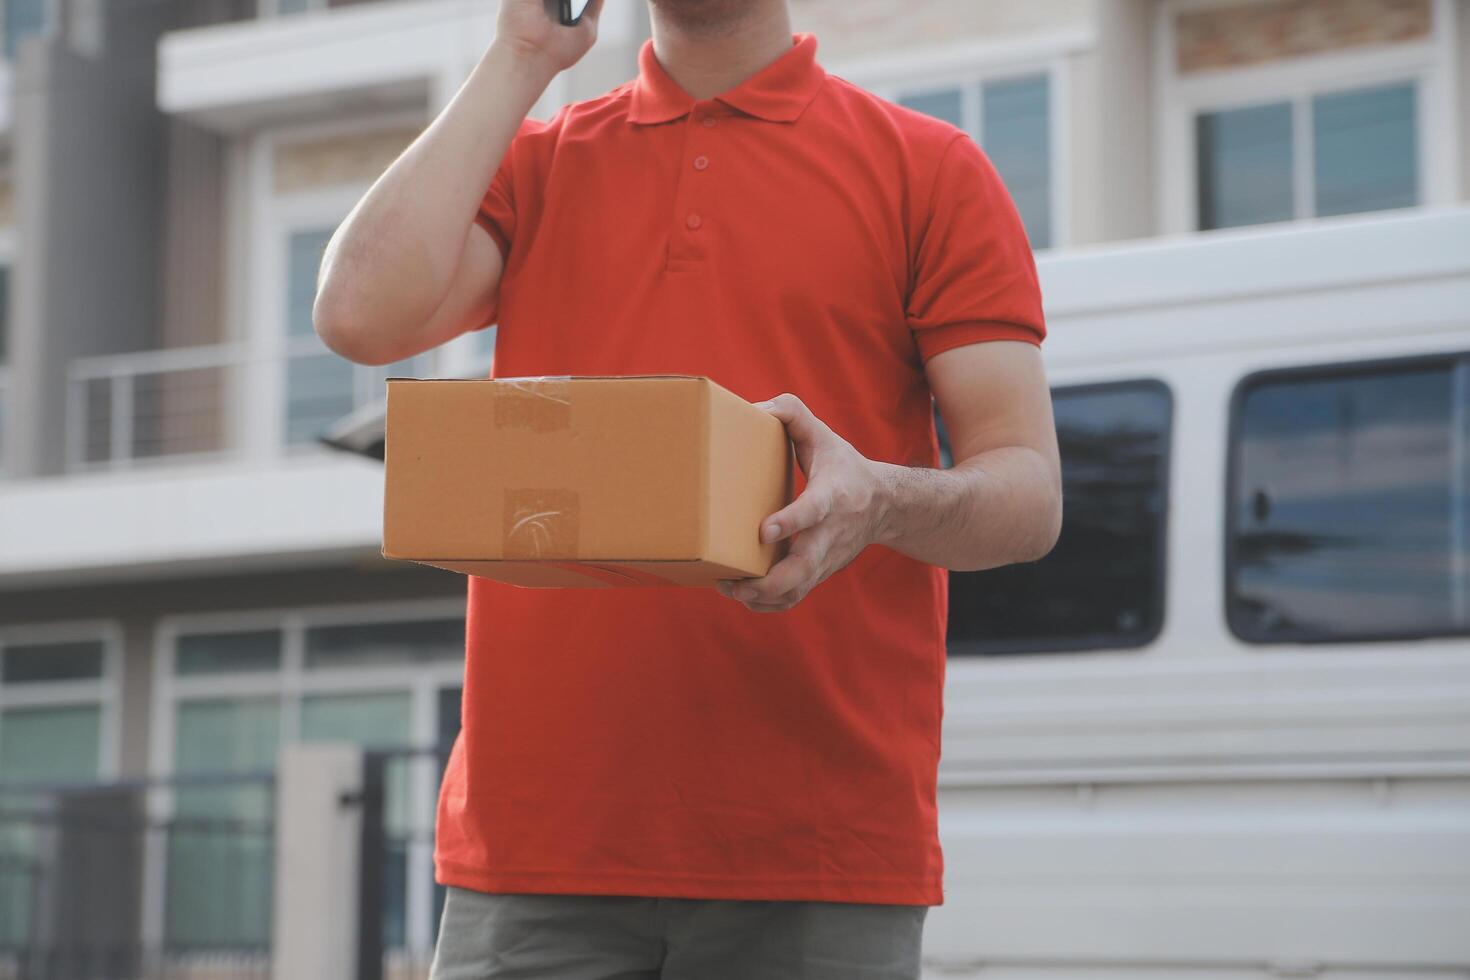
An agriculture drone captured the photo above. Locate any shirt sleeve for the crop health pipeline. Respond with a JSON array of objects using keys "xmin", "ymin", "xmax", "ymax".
[
  {"xmin": 907, "ymin": 134, "xmax": 1047, "ymax": 362},
  {"xmin": 471, "ymin": 117, "xmax": 550, "ymax": 332},
  {"xmin": 473, "ymin": 120, "xmax": 538, "ymax": 261}
]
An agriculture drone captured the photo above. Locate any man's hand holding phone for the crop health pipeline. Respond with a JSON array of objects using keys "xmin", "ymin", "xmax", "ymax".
[{"xmin": 494, "ymin": 0, "xmax": 604, "ymax": 77}]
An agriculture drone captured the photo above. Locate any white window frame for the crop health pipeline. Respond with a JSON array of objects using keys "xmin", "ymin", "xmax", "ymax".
[
  {"xmin": 148, "ymin": 597, "xmax": 467, "ymax": 956},
  {"xmin": 0, "ymin": 620, "xmax": 124, "ymax": 782},
  {"xmin": 1156, "ymin": 0, "xmax": 1461, "ymax": 235},
  {"xmin": 244, "ymin": 111, "xmax": 456, "ymax": 459},
  {"xmin": 831, "ymin": 31, "xmax": 1085, "ymax": 251}
]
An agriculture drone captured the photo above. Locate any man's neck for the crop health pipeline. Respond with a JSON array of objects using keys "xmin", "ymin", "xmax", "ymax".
[{"xmin": 648, "ymin": 1, "xmax": 794, "ymax": 101}]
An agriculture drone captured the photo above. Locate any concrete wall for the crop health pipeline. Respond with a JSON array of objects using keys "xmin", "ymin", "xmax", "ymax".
[
  {"xmin": 6, "ymin": 1, "xmax": 182, "ymax": 477},
  {"xmin": 791, "ymin": 0, "xmax": 1093, "ymax": 62},
  {"xmin": 1071, "ymin": 0, "xmax": 1157, "ymax": 245},
  {"xmin": 1460, "ymin": 0, "xmax": 1470, "ymax": 201}
]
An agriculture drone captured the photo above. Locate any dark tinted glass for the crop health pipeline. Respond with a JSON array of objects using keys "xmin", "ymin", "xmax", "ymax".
[
  {"xmin": 1229, "ymin": 357, "xmax": 1470, "ymax": 642},
  {"xmin": 946, "ymin": 382, "xmax": 1171, "ymax": 654},
  {"xmin": 1313, "ymin": 82, "xmax": 1417, "ymax": 218},
  {"xmin": 304, "ymin": 618, "xmax": 465, "ymax": 669},
  {"xmin": 1196, "ymin": 101, "xmax": 1294, "ymax": 230},
  {"xmin": 2, "ymin": 640, "xmax": 104, "ymax": 683},
  {"xmin": 176, "ymin": 630, "xmax": 282, "ymax": 676}
]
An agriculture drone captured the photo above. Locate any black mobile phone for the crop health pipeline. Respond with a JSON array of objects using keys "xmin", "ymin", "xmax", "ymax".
[{"xmin": 559, "ymin": 0, "xmax": 591, "ymax": 25}]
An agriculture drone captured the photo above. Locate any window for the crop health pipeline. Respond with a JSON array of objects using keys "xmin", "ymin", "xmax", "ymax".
[
  {"xmin": 304, "ymin": 619, "xmax": 463, "ymax": 670},
  {"xmin": 164, "ymin": 610, "xmax": 464, "ymax": 952},
  {"xmin": 168, "ymin": 697, "xmax": 277, "ymax": 949},
  {"xmin": 175, "ymin": 629, "xmax": 282, "ymax": 676},
  {"xmin": 284, "ymin": 228, "xmax": 353, "ymax": 445},
  {"xmin": 282, "ymin": 227, "xmax": 432, "ymax": 446},
  {"xmin": 0, "ymin": 630, "xmax": 114, "ymax": 950},
  {"xmin": 1312, "ymin": 84, "xmax": 1418, "ymax": 217},
  {"xmin": 2, "ymin": 0, "xmax": 49, "ymax": 60},
  {"xmin": 1196, "ymin": 102, "xmax": 1294, "ymax": 230},
  {"xmin": 0, "ymin": 635, "xmax": 110, "ymax": 781},
  {"xmin": 944, "ymin": 381, "xmax": 1172, "ymax": 655},
  {"xmin": 1196, "ymin": 81, "xmax": 1418, "ymax": 230},
  {"xmin": 2, "ymin": 639, "xmax": 104, "ymax": 683},
  {"xmin": 898, "ymin": 72, "xmax": 1053, "ymax": 249},
  {"xmin": 1227, "ymin": 353, "xmax": 1470, "ymax": 644}
]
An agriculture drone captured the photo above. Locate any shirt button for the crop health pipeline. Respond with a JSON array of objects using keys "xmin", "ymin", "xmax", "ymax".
[
  {"xmin": 693, "ymin": 155, "xmax": 710, "ymax": 171},
  {"xmin": 686, "ymin": 213, "xmax": 703, "ymax": 230},
  {"xmin": 701, "ymin": 116, "xmax": 717, "ymax": 128}
]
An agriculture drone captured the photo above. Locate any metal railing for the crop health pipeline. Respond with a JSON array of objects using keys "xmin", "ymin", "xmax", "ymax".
[
  {"xmin": 66, "ymin": 344, "xmax": 243, "ymax": 472},
  {"xmin": 350, "ymin": 744, "xmax": 453, "ymax": 980},
  {"xmin": 65, "ymin": 343, "xmax": 434, "ymax": 473},
  {"xmin": 0, "ymin": 771, "xmax": 276, "ymax": 980}
]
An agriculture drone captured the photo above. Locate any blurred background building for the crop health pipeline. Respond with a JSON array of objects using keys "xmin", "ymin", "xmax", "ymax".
[{"xmin": 0, "ymin": 0, "xmax": 1467, "ymax": 977}]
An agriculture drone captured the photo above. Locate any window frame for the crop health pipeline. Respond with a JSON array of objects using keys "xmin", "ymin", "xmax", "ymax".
[
  {"xmin": 1223, "ymin": 349, "xmax": 1470, "ymax": 646},
  {"xmin": 832, "ymin": 32, "xmax": 1080, "ymax": 251},
  {"xmin": 947, "ymin": 377, "xmax": 1174, "ymax": 658},
  {"xmin": 0, "ymin": 620, "xmax": 123, "ymax": 783},
  {"xmin": 150, "ymin": 597, "xmax": 467, "ymax": 955},
  {"xmin": 1155, "ymin": 0, "xmax": 1460, "ymax": 235}
]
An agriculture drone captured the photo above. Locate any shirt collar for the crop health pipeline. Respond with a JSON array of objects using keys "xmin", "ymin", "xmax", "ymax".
[{"xmin": 629, "ymin": 33, "xmax": 826, "ymax": 126}]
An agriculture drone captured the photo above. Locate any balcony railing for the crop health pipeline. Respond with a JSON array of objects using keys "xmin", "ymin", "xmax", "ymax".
[
  {"xmin": 67, "ymin": 344, "xmax": 241, "ymax": 471},
  {"xmin": 65, "ymin": 342, "xmax": 436, "ymax": 472}
]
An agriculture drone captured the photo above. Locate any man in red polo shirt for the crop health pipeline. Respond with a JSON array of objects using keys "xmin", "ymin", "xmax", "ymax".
[{"xmin": 317, "ymin": 0, "xmax": 1061, "ymax": 975}]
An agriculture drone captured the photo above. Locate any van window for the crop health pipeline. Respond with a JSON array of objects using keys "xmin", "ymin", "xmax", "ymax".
[
  {"xmin": 944, "ymin": 380, "xmax": 1172, "ymax": 655},
  {"xmin": 1228, "ymin": 353, "xmax": 1470, "ymax": 643}
]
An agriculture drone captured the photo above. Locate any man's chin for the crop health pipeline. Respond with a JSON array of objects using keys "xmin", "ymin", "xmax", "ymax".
[{"xmin": 648, "ymin": 0, "xmax": 765, "ymax": 34}]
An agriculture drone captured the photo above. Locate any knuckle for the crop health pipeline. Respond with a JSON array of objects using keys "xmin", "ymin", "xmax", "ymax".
[{"xmin": 777, "ymin": 392, "xmax": 808, "ymax": 415}]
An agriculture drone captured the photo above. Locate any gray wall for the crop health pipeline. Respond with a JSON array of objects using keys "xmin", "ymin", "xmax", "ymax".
[
  {"xmin": 1081, "ymin": 0, "xmax": 1157, "ymax": 244},
  {"xmin": 1460, "ymin": 0, "xmax": 1470, "ymax": 201},
  {"xmin": 6, "ymin": 0, "xmax": 181, "ymax": 476}
]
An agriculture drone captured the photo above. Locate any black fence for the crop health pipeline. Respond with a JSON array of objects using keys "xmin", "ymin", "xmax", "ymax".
[
  {"xmin": 0, "ymin": 772, "xmax": 275, "ymax": 980},
  {"xmin": 350, "ymin": 744, "xmax": 453, "ymax": 980}
]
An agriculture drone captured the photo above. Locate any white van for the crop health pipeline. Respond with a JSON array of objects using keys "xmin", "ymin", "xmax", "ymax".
[{"xmin": 927, "ymin": 207, "xmax": 1470, "ymax": 979}]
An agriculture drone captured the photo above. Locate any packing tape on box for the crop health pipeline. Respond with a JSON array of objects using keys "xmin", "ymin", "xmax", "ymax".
[
  {"xmin": 504, "ymin": 489, "xmax": 579, "ymax": 558},
  {"xmin": 495, "ymin": 378, "xmax": 572, "ymax": 432}
]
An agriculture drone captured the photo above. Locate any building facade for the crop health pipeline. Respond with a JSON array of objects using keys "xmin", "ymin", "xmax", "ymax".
[{"xmin": 0, "ymin": 0, "xmax": 1468, "ymax": 976}]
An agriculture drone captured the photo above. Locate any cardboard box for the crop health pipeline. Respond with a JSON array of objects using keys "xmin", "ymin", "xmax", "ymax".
[{"xmin": 382, "ymin": 376, "xmax": 792, "ymax": 588}]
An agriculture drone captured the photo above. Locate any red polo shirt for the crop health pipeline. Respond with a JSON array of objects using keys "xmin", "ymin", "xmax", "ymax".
[{"xmin": 435, "ymin": 33, "xmax": 1044, "ymax": 906}]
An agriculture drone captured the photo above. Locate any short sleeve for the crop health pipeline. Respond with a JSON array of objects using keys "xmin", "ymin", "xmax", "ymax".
[
  {"xmin": 475, "ymin": 163, "xmax": 515, "ymax": 260},
  {"xmin": 907, "ymin": 134, "xmax": 1046, "ymax": 361},
  {"xmin": 474, "ymin": 120, "xmax": 540, "ymax": 261}
]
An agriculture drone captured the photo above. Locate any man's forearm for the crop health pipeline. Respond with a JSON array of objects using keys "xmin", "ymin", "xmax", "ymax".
[
  {"xmin": 872, "ymin": 447, "xmax": 1061, "ymax": 572},
  {"xmin": 315, "ymin": 43, "xmax": 556, "ymax": 360}
]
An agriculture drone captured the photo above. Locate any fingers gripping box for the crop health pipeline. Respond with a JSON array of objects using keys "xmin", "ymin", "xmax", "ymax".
[{"xmin": 381, "ymin": 377, "xmax": 793, "ymax": 588}]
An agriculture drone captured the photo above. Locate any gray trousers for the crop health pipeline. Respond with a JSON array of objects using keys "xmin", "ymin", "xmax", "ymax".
[{"xmin": 428, "ymin": 887, "xmax": 928, "ymax": 980}]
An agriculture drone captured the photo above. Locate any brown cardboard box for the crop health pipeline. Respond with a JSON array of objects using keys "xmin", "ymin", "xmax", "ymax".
[{"xmin": 382, "ymin": 376, "xmax": 792, "ymax": 588}]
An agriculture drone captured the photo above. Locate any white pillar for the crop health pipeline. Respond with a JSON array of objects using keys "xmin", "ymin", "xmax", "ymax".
[{"xmin": 272, "ymin": 742, "xmax": 364, "ymax": 980}]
